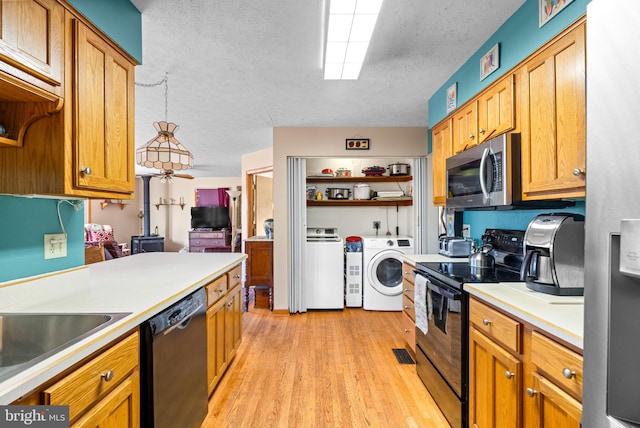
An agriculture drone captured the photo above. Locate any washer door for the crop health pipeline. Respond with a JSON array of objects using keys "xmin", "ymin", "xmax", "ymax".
[{"xmin": 367, "ymin": 249, "xmax": 404, "ymax": 296}]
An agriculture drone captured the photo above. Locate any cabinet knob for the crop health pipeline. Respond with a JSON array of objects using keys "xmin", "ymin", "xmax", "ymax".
[
  {"xmin": 562, "ymin": 368, "xmax": 576, "ymax": 379},
  {"xmin": 404, "ymin": 328, "xmax": 410, "ymax": 333},
  {"xmin": 573, "ymin": 168, "xmax": 585, "ymax": 176},
  {"xmin": 227, "ymin": 301, "xmax": 233, "ymax": 308},
  {"xmin": 505, "ymin": 370, "xmax": 515, "ymax": 380},
  {"xmin": 81, "ymin": 167, "xmax": 92, "ymax": 175},
  {"xmin": 526, "ymin": 387, "xmax": 538, "ymax": 397},
  {"xmin": 482, "ymin": 318, "xmax": 491, "ymax": 326},
  {"xmin": 404, "ymin": 305, "xmax": 409, "ymax": 310},
  {"xmin": 217, "ymin": 288, "xmax": 225, "ymax": 293},
  {"xmin": 101, "ymin": 370, "xmax": 114, "ymax": 382},
  {"xmin": 479, "ymin": 128, "xmax": 485, "ymax": 134},
  {"xmin": 468, "ymin": 134, "xmax": 475, "ymax": 140}
]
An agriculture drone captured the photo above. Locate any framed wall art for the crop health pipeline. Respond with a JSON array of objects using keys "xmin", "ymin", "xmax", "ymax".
[
  {"xmin": 480, "ymin": 43, "xmax": 500, "ymax": 81},
  {"xmin": 539, "ymin": 0, "xmax": 574, "ymax": 27},
  {"xmin": 446, "ymin": 82, "xmax": 457, "ymax": 114},
  {"xmin": 346, "ymin": 138, "xmax": 369, "ymax": 150}
]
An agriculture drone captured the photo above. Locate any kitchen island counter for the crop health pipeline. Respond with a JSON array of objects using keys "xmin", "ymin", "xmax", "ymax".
[{"xmin": 0, "ymin": 252, "xmax": 246, "ymax": 404}]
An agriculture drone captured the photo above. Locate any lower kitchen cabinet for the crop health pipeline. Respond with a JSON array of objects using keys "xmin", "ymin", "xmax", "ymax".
[
  {"xmin": 206, "ymin": 265, "xmax": 243, "ymax": 396},
  {"xmin": 469, "ymin": 297, "xmax": 582, "ymax": 428},
  {"xmin": 13, "ymin": 331, "xmax": 140, "ymax": 428},
  {"xmin": 401, "ymin": 262, "xmax": 416, "ymax": 353}
]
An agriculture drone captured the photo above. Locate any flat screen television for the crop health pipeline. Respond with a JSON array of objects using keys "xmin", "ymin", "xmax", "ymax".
[{"xmin": 190, "ymin": 206, "xmax": 230, "ymax": 230}]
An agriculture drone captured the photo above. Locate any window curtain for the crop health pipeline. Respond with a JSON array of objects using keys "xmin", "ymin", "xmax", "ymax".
[
  {"xmin": 287, "ymin": 157, "xmax": 307, "ymax": 313},
  {"xmin": 412, "ymin": 157, "xmax": 428, "ymax": 254}
]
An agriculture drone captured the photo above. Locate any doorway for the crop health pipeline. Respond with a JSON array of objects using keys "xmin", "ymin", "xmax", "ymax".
[{"xmin": 246, "ymin": 167, "xmax": 273, "ymax": 238}]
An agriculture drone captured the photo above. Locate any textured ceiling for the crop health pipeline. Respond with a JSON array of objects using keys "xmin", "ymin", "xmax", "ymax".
[{"xmin": 130, "ymin": 0, "xmax": 525, "ymax": 177}]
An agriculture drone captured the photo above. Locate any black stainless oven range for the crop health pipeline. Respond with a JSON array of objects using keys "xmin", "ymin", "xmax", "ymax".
[{"xmin": 413, "ymin": 229, "xmax": 524, "ymax": 428}]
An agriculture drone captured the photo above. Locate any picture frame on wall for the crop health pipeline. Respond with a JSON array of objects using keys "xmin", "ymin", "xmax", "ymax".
[
  {"xmin": 446, "ymin": 83, "xmax": 457, "ymax": 114},
  {"xmin": 480, "ymin": 43, "xmax": 500, "ymax": 81},
  {"xmin": 345, "ymin": 138, "xmax": 369, "ymax": 150},
  {"xmin": 539, "ymin": 0, "xmax": 574, "ymax": 27}
]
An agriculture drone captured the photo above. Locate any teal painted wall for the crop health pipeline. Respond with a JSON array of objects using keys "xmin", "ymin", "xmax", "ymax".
[
  {"xmin": 462, "ymin": 201, "xmax": 585, "ymax": 243},
  {"xmin": 67, "ymin": 0, "xmax": 142, "ymax": 63},
  {"xmin": 0, "ymin": 196, "xmax": 85, "ymax": 283},
  {"xmin": 427, "ymin": 0, "xmax": 589, "ymax": 152},
  {"xmin": 427, "ymin": 0, "xmax": 589, "ymax": 236}
]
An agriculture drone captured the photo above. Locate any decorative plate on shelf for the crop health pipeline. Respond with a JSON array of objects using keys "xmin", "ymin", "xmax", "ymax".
[{"xmin": 362, "ymin": 166, "xmax": 386, "ymax": 176}]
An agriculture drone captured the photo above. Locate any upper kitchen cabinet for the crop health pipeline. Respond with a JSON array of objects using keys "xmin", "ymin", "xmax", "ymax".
[
  {"xmin": 431, "ymin": 117, "xmax": 452, "ymax": 206},
  {"xmin": 71, "ymin": 16, "xmax": 135, "ymax": 195},
  {"xmin": 452, "ymin": 101, "xmax": 478, "ymax": 154},
  {"xmin": 518, "ymin": 19, "xmax": 586, "ymax": 200},
  {"xmin": 477, "ymin": 74, "xmax": 515, "ymax": 143},
  {"xmin": 0, "ymin": 0, "xmax": 64, "ymax": 95},
  {"xmin": 0, "ymin": 4, "xmax": 136, "ymax": 198}
]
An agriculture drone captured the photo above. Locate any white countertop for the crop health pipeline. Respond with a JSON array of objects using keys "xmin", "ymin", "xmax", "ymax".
[
  {"xmin": 0, "ymin": 252, "xmax": 246, "ymax": 404},
  {"xmin": 403, "ymin": 253, "xmax": 584, "ymax": 350}
]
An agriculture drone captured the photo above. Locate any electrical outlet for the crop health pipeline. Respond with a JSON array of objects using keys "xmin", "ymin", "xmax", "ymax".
[
  {"xmin": 373, "ymin": 221, "xmax": 381, "ymax": 230},
  {"xmin": 44, "ymin": 233, "xmax": 67, "ymax": 259},
  {"xmin": 462, "ymin": 224, "xmax": 471, "ymax": 238}
]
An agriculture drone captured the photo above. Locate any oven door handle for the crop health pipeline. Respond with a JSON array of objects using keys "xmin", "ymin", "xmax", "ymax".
[{"xmin": 415, "ymin": 272, "xmax": 462, "ymax": 300}]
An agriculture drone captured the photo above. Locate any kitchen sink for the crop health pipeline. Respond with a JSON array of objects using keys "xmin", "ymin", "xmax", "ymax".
[{"xmin": 0, "ymin": 312, "xmax": 130, "ymax": 383}]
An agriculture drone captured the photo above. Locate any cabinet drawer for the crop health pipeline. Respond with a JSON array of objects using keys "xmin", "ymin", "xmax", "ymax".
[
  {"xmin": 190, "ymin": 238, "xmax": 227, "ymax": 247},
  {"xmin": 402, "ymin": 278, "xmax": 414, "ymax": 302},
  {"xmin": 206, "ymin": 275, "xmax": 228, "ymax": 306},
  {"xmin": 402, "ymin": 312, "xmax": 416, "ymax": 353},
  {"xmin": 469, "ymin": 298, "xmax": 521, "ymax": 354},
  {"xmin": 228, "ymin": 264, "xmax": 242, "ymax": 290},
  {"xmin": 190, "ymin": 231, "xmax": 226, "ymax": 239},
  {"xmin": 402, "ymin": 262, "xmax": 415, "ymax": 285},
  {"xmin": 531, "ymin": 331, "xmax": 583, "ymax": 401},
  {"xmin": 402, "ymin": 295, "xmax": 415, "ymax": 321},
  {"xmin": 44, "ymin": 332, "xmax": 139, "ymax": 423}
]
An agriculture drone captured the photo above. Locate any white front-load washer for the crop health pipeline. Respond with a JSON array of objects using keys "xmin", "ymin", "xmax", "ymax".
[{"xmin": 362, "ymin": 236, "xmax": 414, "ymax": 311}]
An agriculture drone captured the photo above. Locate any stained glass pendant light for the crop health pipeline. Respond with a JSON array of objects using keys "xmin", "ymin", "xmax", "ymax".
[{"xmin": 135, "ymin": 72, "xmax": 193, "ymax": 182}]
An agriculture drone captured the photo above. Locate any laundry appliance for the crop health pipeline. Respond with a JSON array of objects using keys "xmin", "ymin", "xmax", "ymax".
[
  {"xmin": 362, "ymin": 236, "xmax": 414, "ymax": 311},
  {"xmin": 306, "ymin": 227, "xmax": 344, "ymax": 310}
]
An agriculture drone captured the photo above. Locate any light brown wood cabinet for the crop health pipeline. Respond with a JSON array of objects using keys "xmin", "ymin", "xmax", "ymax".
[
  {"xmin": 477, "ymin": 74, "xmax": 515, "ymax": 143},
  {"xmin": 469, "ymin": 297, "xmax": 582, "ymax": 428},
  {"xmin": 206, "ymin": 265, "xmax": 243, "ymax": 396},
  {"xmin": 13, "ymin": 331, "xmax": 140, "ymax": 428},
  {"xmin": 0, "ymin": 0, "xmax": 64, "ymax": 96},
  {"xmin": 0, "ymin": 2, "xmax": 137, "ymax": 198},
  {"xmin": 245, "ymin": 239, "xmax": 273, "ymax": 310},
  {"xmin": 452, "ymin": 101, "xmax": 478, "ymax": 154},
  {"xmin": 518, "ymin": 20, "xmax": 586, "ymax": 200},
  {"xmin": 401, "ymin": 262, "xmax": 416, "ymax": 354},
  {"xmin": 431, "ymin": 118, "xmax": 452, "ymax": 206}
]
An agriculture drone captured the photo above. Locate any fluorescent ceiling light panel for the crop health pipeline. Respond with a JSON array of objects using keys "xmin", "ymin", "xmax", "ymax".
[{"xmin": 324, "ymin": 0, "xmax": 383, "ymax": 80}]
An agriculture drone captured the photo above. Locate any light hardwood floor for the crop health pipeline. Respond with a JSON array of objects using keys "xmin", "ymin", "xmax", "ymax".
[{"xmin": 203, "ymin": 306, "xmax": 450, "ymax": 427}]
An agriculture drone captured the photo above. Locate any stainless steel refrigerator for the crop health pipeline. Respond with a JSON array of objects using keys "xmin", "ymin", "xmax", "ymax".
[{"xmin": 583, "ymin": 1, "xmax": 640, "ymax": 426}]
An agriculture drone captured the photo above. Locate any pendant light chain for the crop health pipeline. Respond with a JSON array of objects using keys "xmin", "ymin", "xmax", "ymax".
[{"xmin": 135, "ymin": 71, "xmax": 170, "ymax": 121}]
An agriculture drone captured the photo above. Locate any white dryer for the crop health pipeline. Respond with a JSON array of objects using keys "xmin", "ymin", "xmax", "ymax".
[{"xmin": 362, "ymin": 236, "xmax": 414, "ymax": 311}]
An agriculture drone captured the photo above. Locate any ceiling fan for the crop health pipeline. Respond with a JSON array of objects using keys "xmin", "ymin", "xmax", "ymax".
[{"xmin": 146, "ymin": 169, "xmax": 194, "ymax": 182}]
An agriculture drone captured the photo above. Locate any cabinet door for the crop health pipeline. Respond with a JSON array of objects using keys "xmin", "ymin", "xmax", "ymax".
[
  {"xmin": 477, "ymin": 74, "xmax": 515, "ymax": 142},
  {"xmin": 207, "ymin": 297, "xmax": 227, "ymax": 396},
  {"xmin": 431, "ymin": 118, "xmax": 452, "ymax": 206},
  {"xmin": 72, "ymin": 372, "xmax": 140, "ymax": 428},
  {"xmin": 73, "ymin": 19, "xmax": 134, "ymax": 195},
  {"xmin": 519, "ymin": 22, "xmax": 586, "ymax": 199},
  {"xmin": 525, "ymin": 373, "xmax": 581, "ymax": 428},
  {"xmin": 452, "ymin": 101, "xmax": 478, "ymax": 154},
  {"xmin": 246, "ymin": 240, "xmax": 273, "ymax": 286},
  {"xmin": 469, "ymin": 327, "xmax": 522, "ymax": 428},
  {"xmin": 225, "ymin": 285, "xmax": 243, "ymax": 361},
  {"xmin": 0, "ymin": 0, "xmax": 64, "ymax": 92}
]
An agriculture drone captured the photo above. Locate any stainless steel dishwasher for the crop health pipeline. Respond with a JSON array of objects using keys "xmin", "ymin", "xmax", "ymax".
[{"xmin": 140, "ymin": 287, "xmax": 208, "ymax": 428}]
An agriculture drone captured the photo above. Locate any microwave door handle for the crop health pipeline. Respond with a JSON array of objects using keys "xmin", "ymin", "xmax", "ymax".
[{"xmin": 479, "ymin": 147, "xmax": 491, "ymax": 202}]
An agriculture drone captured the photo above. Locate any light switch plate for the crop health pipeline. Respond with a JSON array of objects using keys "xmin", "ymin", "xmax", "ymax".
[{"xmin": 44, "ymin": 233, "xmax": 67, "ymax": 259}]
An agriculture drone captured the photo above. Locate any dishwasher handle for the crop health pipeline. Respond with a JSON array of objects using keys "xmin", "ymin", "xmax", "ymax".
[{"xmin": 162, "ymin": 301, "xmax": 204, "ymax": 336}]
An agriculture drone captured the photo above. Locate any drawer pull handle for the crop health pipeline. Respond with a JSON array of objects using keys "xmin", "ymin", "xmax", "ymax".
[
  {"xmin": 562, "ymin": 368, "xmax": 576, "ymax": 379},
  {"xmin": 505, "ymin": 370, "xmax": 515, "ymax": 380},
  {"xmin": 482, "ymin": 318, "xmax": 491, "ymax": 326},
  {"xmin": 101, "ymin": 370, "xmax": 114, "ymax": 382},
  {"xmin": 81, "ymin": 167, "xmax": 92, "ymax": 175},
  {"xmin": 526, "ymin": 387, "xmax": 538, "ymax": 397},
  {"xmin": 404, "ymin": 328, "xmax": 410, "ymax": 333},
  {"xmin": 217, "ymin": 288, "xmax": 225, "ymax": 293}
]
